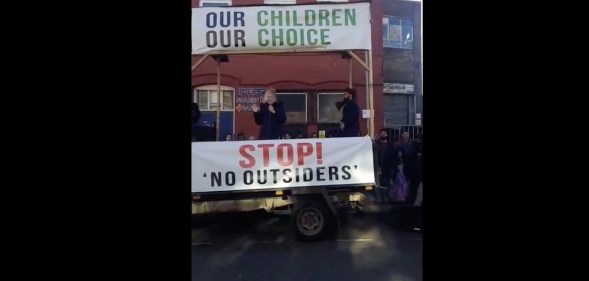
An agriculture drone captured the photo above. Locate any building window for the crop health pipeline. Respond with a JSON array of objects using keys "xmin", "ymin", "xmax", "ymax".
[
  {"xmin": 199, "ymin": 0, "xmax": 231, "ymax": 7},
  {"xmin": 264, "ymin": 0, "xmax": 296, "ymax": 4},
  {"xmin": 276, "ymin": 93, "xmax": 307, "ymax": 124},
  {"xmin": 317, "ymin": 93, "xmax": 344, "ymax": 123},
  {"xmin": 383, "ymin": 16, "xmax": 413, "ymax": 49},
  {"xmin": 193, "ymin": 85, "xmax": 234, "ymax": 111}
]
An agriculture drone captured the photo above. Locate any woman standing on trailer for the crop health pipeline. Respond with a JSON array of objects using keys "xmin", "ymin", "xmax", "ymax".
[{"xmin": 251, "ymin": 87, "xmax": 287, "ymax": 140}]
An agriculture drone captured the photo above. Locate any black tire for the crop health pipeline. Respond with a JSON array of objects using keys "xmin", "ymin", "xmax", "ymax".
[{"xmin": 290, "ymin": 199, "xmax": 335, "ymax": 242}]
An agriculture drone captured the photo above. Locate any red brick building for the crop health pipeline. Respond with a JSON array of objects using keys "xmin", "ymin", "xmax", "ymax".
[{"xmin": 192, "ymin": 0, "xmax": 383, "ymax": 139}]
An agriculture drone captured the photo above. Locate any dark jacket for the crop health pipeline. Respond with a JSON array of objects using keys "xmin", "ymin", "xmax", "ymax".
[
  {"xmin": 340, "ymin": 99, "xmax": 360, "ymax": 137},
  {"xmin": 253, "ymin": 102, "xmax": 287, "ymax": 140},
  {"xmin": 191, "ymin": 103, "xmax": 202, "ymax": 141},
  {"xmin": 396, "ymin": 140, "xmax": 419, "ymax": 180},
  {"xmin": 376, "ymin": 139, "xmax": 396, "ymax": 176},
  {"xmin": 191, "ymin": 102, "xmax": 201, "ymax": 125}
]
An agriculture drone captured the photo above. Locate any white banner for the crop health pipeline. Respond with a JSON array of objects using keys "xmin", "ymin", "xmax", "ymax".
[
  {"xmin": 192, "ymin": 3, "xmax": 372, "ymax": 55},
  {"xmin": 192, "ymin": 137, "xmax": 375, "ymax": 193}
]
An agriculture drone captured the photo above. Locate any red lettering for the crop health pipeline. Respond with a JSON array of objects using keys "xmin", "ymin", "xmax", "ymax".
[
  {"xmin": 239, "ymin": 145, "xmax": 256, "ymax": 168},
  {"xmin": 297, "ymin": 143, "xmax": 313, "ymax": 166},
  {"xmin": 257, "ymin": 143, "xmax": 274, "ymax": 167},
  {"xmin": 277, "ymin": 143, "xmax": 293, "ymax": 166},
  {"xmin": 316, "ymin": 142, "xmax": 323, "ymax": 164}
]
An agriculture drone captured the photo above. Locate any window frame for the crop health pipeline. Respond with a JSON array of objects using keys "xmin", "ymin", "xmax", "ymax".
[
  {"xmin": 199, "ymin": 0, "xmax": 231, "ymax": 7},
  {"xmin": 193, "ymin": 85, "xmax": 235, "ymax": 112},
  {"xmin": 276, "ymin": 92, "xmax": 308, "ymax": 124},
  {"xmin": 317, "ymin": 92, "xmax": 344, "ymax": 124},
  {"xmin": 383, "ymin": 15, "xmax": 414, "ymax": 50}
]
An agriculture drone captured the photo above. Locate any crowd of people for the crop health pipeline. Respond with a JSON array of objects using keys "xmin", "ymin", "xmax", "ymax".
[{"xmin": 374, "ymin": 128, "xmax": 423, "ymax": 206}]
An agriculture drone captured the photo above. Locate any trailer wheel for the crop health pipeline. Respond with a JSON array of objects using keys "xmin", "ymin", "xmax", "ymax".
[{"xmin": 291, "ymin": 200, "xmax": 334, "ymax": 242}]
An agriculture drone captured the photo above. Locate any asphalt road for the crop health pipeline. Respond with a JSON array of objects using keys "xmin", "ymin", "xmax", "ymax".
[{"xmin": 192, "ymin": 209, "xmax": 422, "ymax": 281}]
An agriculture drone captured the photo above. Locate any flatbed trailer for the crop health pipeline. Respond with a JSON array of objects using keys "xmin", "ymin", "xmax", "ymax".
[{"xmin": 192, "ymin": 137, "xmax": 379, "ymax": 241}]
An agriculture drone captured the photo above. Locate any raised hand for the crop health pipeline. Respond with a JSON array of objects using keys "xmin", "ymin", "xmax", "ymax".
[{"xmin": 251, "ymin": 103, "xmax": 260, "ymax": 113}]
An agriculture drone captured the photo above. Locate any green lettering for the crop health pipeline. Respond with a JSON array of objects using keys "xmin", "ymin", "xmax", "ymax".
[
  {"xmin": 320, "ymin": 29, "xmax": 330, "ymax": 45},
  {"xmin": 332, "ymin": 9, "xmax": 342, "ymax": 26},
  {"xmin": 319, "ymin": 10, "xmax": 329, "ymax": 26},
  {"xmin": 272, "ymin": 29, "xmax": 284, "ymax": 46},
  {"xmin": 286, "ymin": 29, "xmax": 297, "ymax": 46},
  {"xmin": 271, "ymin": 11, "xmax": 283, "ymax": 26},
  {"xmin": 258, "ymin": 29, "xmax": 269, "ymax": 46},
  {"xmin": 307, "ymin": 29, "xmax": 318, "ymax": 45},
  {"xmin": 305, "ymin": 10, "xmax": 316, "ymax": 26},
  {"xmin": 345, "ymin": 9, "xmax": 356, "ymax": 26},
  {"xmin": 293, "ymin": 11, "xmax": 303, "ymax": 26},
  {"xmin": 258, "ymin": 11, "xmax": 268, "ymax": 26},
  {"xmin": 299, "ymin": 29, "xmax": 305, "ymax": 45},
  {"xmin": 285, "ymin": 11, "xmax": 291, "ymax": 26}
]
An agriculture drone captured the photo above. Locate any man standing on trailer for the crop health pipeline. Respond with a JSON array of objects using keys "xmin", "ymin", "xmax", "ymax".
[{"xmin": 337, "ymin": 87, "xmax": 360, "ymax": 137}]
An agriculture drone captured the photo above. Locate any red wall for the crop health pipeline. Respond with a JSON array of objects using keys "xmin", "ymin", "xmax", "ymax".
[{"xmin": 193, "ymin": 0, "xmax": 374, "ymax": 7}]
